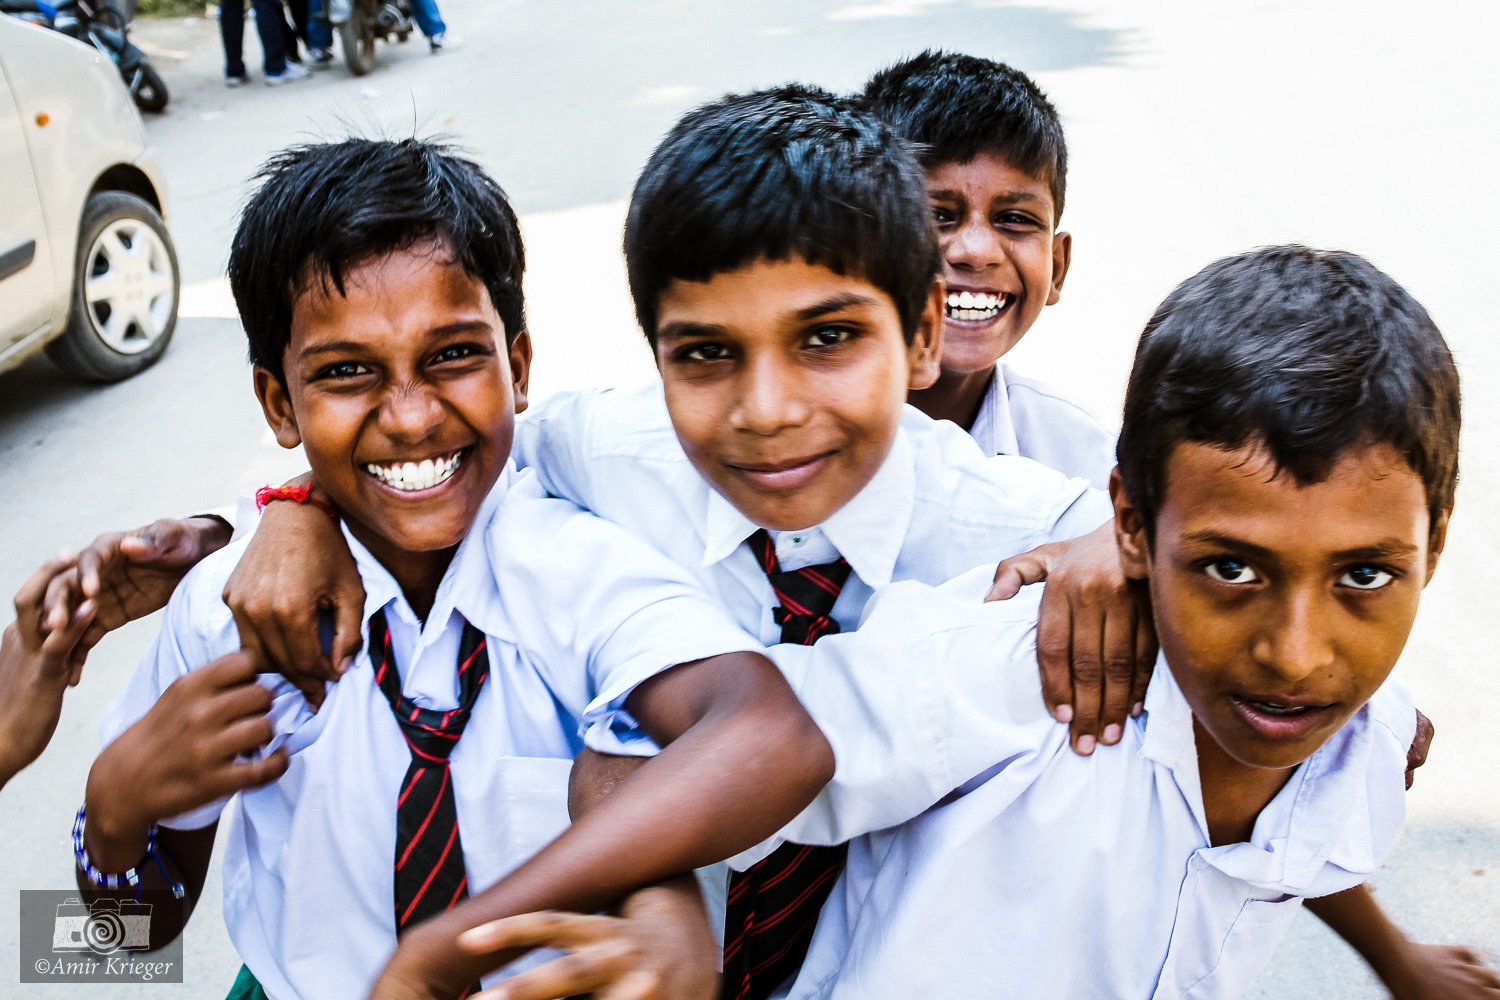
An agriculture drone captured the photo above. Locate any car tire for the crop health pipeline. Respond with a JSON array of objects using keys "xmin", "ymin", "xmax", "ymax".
[{"xmin": 46, "ymin": 191, "xmax": 179, "ymax": 383}]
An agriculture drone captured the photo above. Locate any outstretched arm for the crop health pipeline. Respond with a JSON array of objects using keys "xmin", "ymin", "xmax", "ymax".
[
  {"xmin": 371, "ymin": 650, "xmax": 832, "ymax": 999},
  {"xmin": 1306, "ymin": 885, "xmax": 1500, "ymax": 999}
]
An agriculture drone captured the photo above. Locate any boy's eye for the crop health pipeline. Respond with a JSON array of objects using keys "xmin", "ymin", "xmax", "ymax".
[
  {"xmin": 1339, "ymin": 565, "xmax": 1395, "ymax": 590},
  {"xmin": 432, "ymin": 343, "xmax": 487, "ymax": 364},
  {"xmin": 805, "ymin": 326, "xmax": 855, "ymax": 349},
  {"xmin": 931, "ymin": 205, "xmax": 956, "ymax": 226},
  {"xmin": 316, "ymin": 361, "xmax": 372, "ymax": 380},
  {"xmin": 1204, "ymin": 559, "xmax": 1259, "ymax": 585},
  {"xmin": 994, "ymin": 211, "xmax": 1039, "ymax": 230},
  {"xmin": 678, "ymin": 343, "xmax": 732, "ymax": 363}
]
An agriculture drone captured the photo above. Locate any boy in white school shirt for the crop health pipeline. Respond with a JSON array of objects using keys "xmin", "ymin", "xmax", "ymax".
[
  {"xmin": 764, "ymin": 247, "xmax": 1500, "ymax": 999},
  {"xmin": 71, "ymin": 138, "xmax": 836, "ymax": 1000}
]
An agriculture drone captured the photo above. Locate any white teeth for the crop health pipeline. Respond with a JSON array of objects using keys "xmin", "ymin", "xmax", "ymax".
[
  {"xmin": 944, "ymin": 291, "xmax": 1009, "ymax": 320},
  {"xmin": 365, "ymin": 451, "xmax": 464, "ymax": 492}
]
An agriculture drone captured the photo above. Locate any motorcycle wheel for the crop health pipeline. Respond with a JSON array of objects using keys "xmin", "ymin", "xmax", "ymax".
[
  {"xmin": 131, "ymin": 64, "xmax": 168, "ymax": 113},
  {"xmin": 340, "ymin": 10, "xmax": 377, "ymax": 76}
]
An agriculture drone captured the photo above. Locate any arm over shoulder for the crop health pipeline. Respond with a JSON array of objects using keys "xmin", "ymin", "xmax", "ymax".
[
  {"xmin": 489, "ymin": 497, "xmax": 760, "ymax": 738},
  {"xmin": 760, "ymin": 569, "xmax": 1055, "ymax": 849}
]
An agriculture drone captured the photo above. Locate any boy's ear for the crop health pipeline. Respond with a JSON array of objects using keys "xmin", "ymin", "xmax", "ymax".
[
  {"xmin": 906, "ymin": 279, "xmax": 945, "ymax": 391},
  {"xmin": 1046, "ymin": 230, "xmax": 1072, "ymax": 306},
  {"xmin": 508, "ymin": 330, "xmax": 533, "ymax": 415},
  {"xmin": 1109, "ymin": 466, "xmax": 1150, "ymax": 580},
  {"xmin": 1423, "ymin": 508, "xmax": 1451, "ymax": 584},
  {"xmin": 252, "ymin": 366, "xmax": 304, "ymax": 450}
]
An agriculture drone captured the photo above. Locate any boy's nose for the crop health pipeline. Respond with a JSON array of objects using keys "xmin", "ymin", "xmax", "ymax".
[
  {"xmin": 1251, "ymin": 591, "xmax": 1337, "ymax": 683},
  {"xmin": 731, "ymin": 356, "xmax": 809, "ymax": 435},
  {"xmin": 378, "ymin": 383, "xmax": 446, "ymax": 441},
  {"xmin": 945, "ymin": 219, "xmax": 1003, "ymax": 271}
]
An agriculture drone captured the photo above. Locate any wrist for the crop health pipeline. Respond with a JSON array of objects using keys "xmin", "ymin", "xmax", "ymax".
[
  {"xmin": 83, "ymin": 757, "xmax": 154, "ymax": 869},
  {"xmin": 388, "ymin": 918, "xmax": 484, "ymax": 993},
  {"xmin": 256, "ymin": 483, "xmax": 338, "ymax": 520}
]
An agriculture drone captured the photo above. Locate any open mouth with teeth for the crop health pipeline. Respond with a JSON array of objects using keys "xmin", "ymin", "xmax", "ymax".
[
  {"xmin": 364, "ymin": 448, "xmax": 468, "ymax": 493},
  {"xmin": 945, "ymin": 290, "xmax": 1011, "ymax": 323}
]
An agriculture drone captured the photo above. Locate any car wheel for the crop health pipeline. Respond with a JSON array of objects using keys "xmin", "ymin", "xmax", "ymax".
[{"xmin": 46, "ymin": 191, "xmax": 179, "ymax": 383}]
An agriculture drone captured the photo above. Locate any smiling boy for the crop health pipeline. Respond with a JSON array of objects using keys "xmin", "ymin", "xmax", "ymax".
[
  {"xmin": 860, "ymin": 51, "xmax": 1115, "ymax": 488},
  {"xmin": 767, "ymin": 245, "xmax": 1473, "ymax": 998},
  {"xmin": 74, "ymin": 138, "xmax": 835, "ymax": 1000}
]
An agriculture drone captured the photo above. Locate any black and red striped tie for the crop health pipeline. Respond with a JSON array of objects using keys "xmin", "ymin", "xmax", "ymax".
[
  {"xmin": 721, "ymin": 529, "xmax": 853, "ymax": 1000},
  {"xmin": 368, "ymin": 607, "xmax": 490, "ymax": 952}
]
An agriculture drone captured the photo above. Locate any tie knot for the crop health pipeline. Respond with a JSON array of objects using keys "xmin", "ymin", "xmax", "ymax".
[
  {"xmin": 367, "ymin": 608, "xmax": 490, "ymax": 763},
  {"xmin": 748, "ymin": 530, "xmax": 852, "ymax": 646}
]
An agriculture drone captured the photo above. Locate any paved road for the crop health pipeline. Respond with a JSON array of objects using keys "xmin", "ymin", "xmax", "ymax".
[{"xmin": 1, "ymin": 1, "xmax": 1496, "ymax": 996}]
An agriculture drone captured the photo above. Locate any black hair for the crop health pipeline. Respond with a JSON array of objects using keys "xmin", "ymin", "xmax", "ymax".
[
  {"xmin": 860, "ymin": 50, "xmax": 1068, "ymax": 221},
  {"xmin": 1118, "ymin": 245, "xmax": 1461, "ymax": 541},
  {"xmin": 228, "ymin": 137, "xmax": 525, "ymax": 386},
  {"xmin": 624, "ymin": 84, "xmax": 940, "ymax": 344}
]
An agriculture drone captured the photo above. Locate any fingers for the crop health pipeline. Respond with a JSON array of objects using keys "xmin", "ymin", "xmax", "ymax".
[
  {"xmin": 459, "ymin": 911, "xmax": 623, "ymax": 955},
  {"xmin": 1034, "ymin": 585, "xmax": 1074, "ymax": 728},
  {"xmin": 39, "ymin": 599, "xmax": 96, "ymax": 658},
  {"xmin": 77, "ymin": 532, "xmax": 128, "ymax": 599},
  {"xmin": 1129, "ymin": 601, "xmax": 1157, "ymax": 718},
  {"xmin": 471, "ymin": 938, "xmax": 635, "ymax": 1000},
  {"xmin": 16, "ymin": 555, "xmax": 79, "ymax": 642},
  {"xmin": 1406, "ymin": 708, "xmax": 1435, "ymax": 790},
  {"xmin": 985, "ymin": 550, "xmax": 1052, "ymax": 602},
  {"xmin": 1096, "ymin": 598, "xmax": 1135, "ymax": 746},
  {"xmin": 330, "ymin": 592, "xmax": 366, "ymax": 677},
  {"xmin": 218, "ymin": 748, "xmax": 290, "ymax": 796}
]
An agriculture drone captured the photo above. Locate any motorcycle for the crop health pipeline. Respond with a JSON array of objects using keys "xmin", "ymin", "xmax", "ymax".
[
  {"xmin": 1, "ymin": 0, "xmax": 167, "ymax": 112},
  {"xmin": 325, "ymin": 0, "xmax": 412, "ymax": 76}
]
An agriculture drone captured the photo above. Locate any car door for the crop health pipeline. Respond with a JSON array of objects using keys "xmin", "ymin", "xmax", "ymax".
[{"xmin": 0, "ymin": 45, "xmax": 57, "ymax": 354}]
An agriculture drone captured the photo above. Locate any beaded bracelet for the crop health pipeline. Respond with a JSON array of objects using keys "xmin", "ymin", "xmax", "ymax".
[{"xmin": 72, "ymin": 806, "xmax": 186, "ymax": 899}]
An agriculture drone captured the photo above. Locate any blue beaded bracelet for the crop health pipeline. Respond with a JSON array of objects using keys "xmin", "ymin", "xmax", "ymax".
[{"xmin": 73, "ymin": 805, "xmax": 185, "ymax": 899}]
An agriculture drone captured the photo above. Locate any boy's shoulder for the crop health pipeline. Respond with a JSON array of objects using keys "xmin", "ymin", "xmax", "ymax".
[
  {"xmin": 899, "ymin": 404, "xmax": 1111, "ymax": 547},
  {"xmin": 987, "ymin": 364, "xmax": 1117, "ymax": 489}
]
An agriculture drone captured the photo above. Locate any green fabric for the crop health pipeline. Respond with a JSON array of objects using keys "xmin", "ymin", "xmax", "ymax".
[{"xmin": 225, "ymin": 964, "xmax": 270, "ymax": 1000}]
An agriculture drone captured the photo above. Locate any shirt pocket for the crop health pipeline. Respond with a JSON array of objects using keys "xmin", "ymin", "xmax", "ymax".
[
  {"xmin": 1155, "ymin": 858, "xmax": 1303, "ymax": 999},
  {"xmin": 457, "ymin": 755, "xmax": 575, "ymax": 890}
]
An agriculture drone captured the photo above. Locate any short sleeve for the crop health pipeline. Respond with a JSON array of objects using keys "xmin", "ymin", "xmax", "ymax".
[
  {"xmin": 742, "ymin": 570, "xmax": 1051, "ymax": 856},
  {"xmin": 489, "ymin": 497, "xmax": 761, "ymax": 747},
  {"xmin": 510, "ymin": 388, "xmax": 608, "ymax": 509}
]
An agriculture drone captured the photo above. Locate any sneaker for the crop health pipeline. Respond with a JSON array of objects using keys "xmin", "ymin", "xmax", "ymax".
[
  {"xmin": 225, "ymin": 73, "xmax": 250, "ymax": 88},
  {"xmin": 264, "ymin": 62, "xmax": 311, "ymax": 86},
  {"xmin": 309, "ymin": 47, "xmax": 334, "ymax": 68},
  {"xmin": 428, "ymin": 31, "xmax": 459, "ymax": 53}
]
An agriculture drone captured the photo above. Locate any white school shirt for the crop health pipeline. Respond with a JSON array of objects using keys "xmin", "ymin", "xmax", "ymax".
[
  {"xmin": 99, "ymin": 465, "xmax": 761, "ymax": 1000},
  {"xmin": 968, "ymin": 363, "xmax": 1118, "ymax": 490},
  {"xmin": 772, "ymin": 570, "xmax": 1415, "ymax": 1000},
  {"xmin": 513, "ymin": 382, "xmax": 1111, "ymax": 650}
]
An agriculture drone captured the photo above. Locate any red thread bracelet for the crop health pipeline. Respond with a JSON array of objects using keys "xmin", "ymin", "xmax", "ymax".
[{"xmin": 255, "ymin": 484, "xmax": 339, "ymax": 519}]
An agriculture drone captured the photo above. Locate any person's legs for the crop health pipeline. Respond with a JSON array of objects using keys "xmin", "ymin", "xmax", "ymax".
[
  {"xmin": 305, "ymin": 0, "xmax": 332, "ymax": 52},
  {"xmin": 219, "ymin": 0, "xmax": 248, "ymax": 79},
  {"xmin": 407, "ymin": 0, "xmax": 446, "ymax": 38},
  {"xmin": 280, "ymin": 0, "xmax": 305, "ymax": 63},
  {"xmin": 249, "ymin": 0, "xmax": 289, "ymax": 74}
]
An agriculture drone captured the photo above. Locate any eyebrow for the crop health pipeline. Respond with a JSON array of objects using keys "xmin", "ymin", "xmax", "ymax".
[
  {"xmin": 1180, "ymin": 531, "xmax": 1421, "ymax": 562},
  {"xmin": 298, "ymin": 321, "xmax": 495, "ymax": 357},
  {"xmin": 929, "ymin": 188, "xmax": 1049, "ymax": 208},
  {"xmin": 657, "ymin": 294, "xmax": 880, "ymax": 343}
]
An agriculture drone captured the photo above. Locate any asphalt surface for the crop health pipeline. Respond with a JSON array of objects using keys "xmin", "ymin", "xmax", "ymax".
[{"xmin": 0, "ymin": 1, "xmax": 1496, "ymax": 996}]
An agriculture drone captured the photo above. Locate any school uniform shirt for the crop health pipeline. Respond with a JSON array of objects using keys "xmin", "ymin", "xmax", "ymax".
[
  {"xmin": 968, "ymin": 362, "xmax": 1118, "ymax": 490},
  {"xmin": 773, "ymin": 570, "xmax": 1416, "ymax": 1000},
  {"xmin": 513, "ymin": 382, "xmax": 1111, "ymax": 653},
  {"xmin": 99, "ymin": 464, "xmax": 762, "ymax": 1000}
]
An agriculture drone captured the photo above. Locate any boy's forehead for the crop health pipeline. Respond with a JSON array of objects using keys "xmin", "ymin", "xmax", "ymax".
[
  {"xmin": 656, "ymin": 257, "xmax": 901, "ymax": 331},
  {"xmin": 1157, "ymin": 441, "xmax": 1431, "ymax": 554}
]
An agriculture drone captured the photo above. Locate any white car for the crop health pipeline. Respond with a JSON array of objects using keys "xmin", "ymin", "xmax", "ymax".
[{"xmin": 0, "ymin": 13, "xmax": 177, "ymax": 381}]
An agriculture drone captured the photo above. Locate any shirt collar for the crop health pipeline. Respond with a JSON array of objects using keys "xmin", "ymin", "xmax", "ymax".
[
  {"xmin": 699, "ymin": 428, "xmax": 916, "ymax": 589},
  {"xmin": 347, "ymin": 462, "xmax": 514, "ymax": 643},
  {"xmin": 968, "ymin": 364, "xmax": 1021, "ymax": 458},
  {"xmin": 1138, "ymin": 652, "xmax": 1395, "ymax": 894}
]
